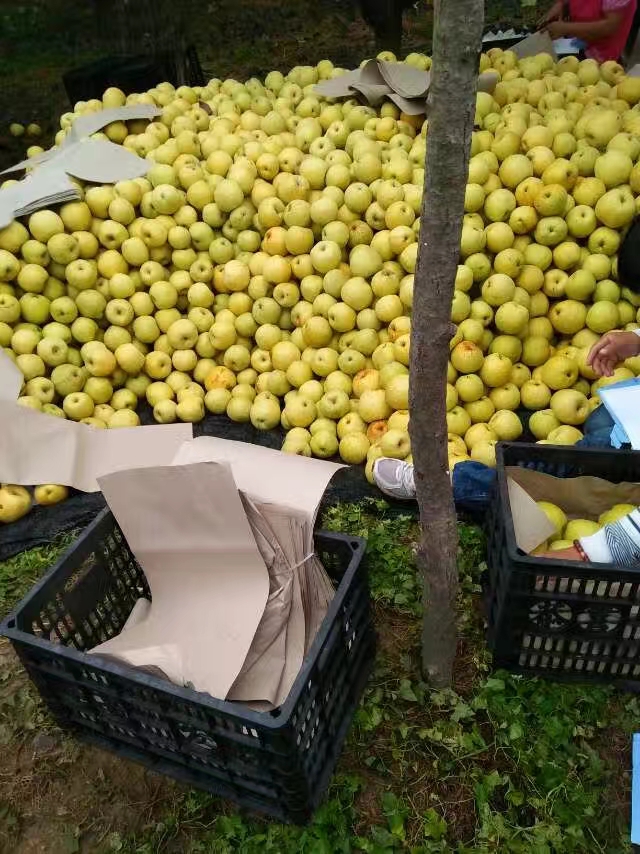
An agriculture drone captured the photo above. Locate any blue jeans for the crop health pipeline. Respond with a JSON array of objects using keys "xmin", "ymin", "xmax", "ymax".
[
  {"xmin": 452, "ymin": 407, "xmax": 620, "ymax": 515},
  {"xmin": 576, "ymin": 406, "xmax": 617, "ymax": 449}
]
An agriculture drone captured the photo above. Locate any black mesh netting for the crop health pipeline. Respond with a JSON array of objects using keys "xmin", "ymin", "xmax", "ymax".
[{"xmin": 0, "ymin": 409, "xmax": 419, "ymax": 562}]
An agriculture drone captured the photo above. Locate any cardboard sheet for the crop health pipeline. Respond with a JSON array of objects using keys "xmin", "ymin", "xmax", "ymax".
[
  {"xmin": 0, "ymin": 105, "xmax": 161, "ymax": 175},
  {"xmin": 512, "ymin": 30, "xmax": 557, "ymax": 59},
  {"xmin": 1, "ymin": 149, "xmax": 59, "ymax": 176},
  {"xmin": 389, "ymin": 93, "xmax": 428, "ymax": 115},
  {"xmin": 0, "ymin": 349, "xmax": 23, "ymax": 402},
  {"xmin": 352, "ymin": 83, "xmax": 394, "ymax": 107},
  {"xmin": 507, "ymin": 466, "xmax": 640, "ymax": 525},
  {"xmin": 313, "ymin": 69, "xmax": 362, "ymax": 99},
  {"xmin": 632, "ymin": 733, "xmax": 640, "ymax": 844},
  {"xmin": 0, "ymin": 401, "xmax": 192, "ymax": 491},
  {"xmin": 63, "ymin": 104, "xmax": 160, "ymax": 145},
  {"xmin": 314, "ymin": 60, "xmax": 430, "ymax": 113},
  {"xmin": 507, "ymin": 476, "xmax": 556, "ymax": 554},
  {"xmin": 599, "ymin": 380, "xmax": 640, "ymax": 450},
  {"xmin": 377, "ymin": 61, "xmax": 431, "ymax": 98},
  {"xmin": 0, "ymin": 104, "xmax": 160, "ymax": 227},
  {"xmin": 90, "ymin": 462, "xmax": 270, "ymax": 700},
  {"xmin": 0, "ymin": 168, "xmax": 80, "ymax": 229},
  {"xmin": 314, "ymin": 61, "xmax": 498, "ymax": 113},
  {"xmin": 48, "ymin": 138, "xmax": 156, "ymax": 184},
  {"xmin": 482, "ymin": 28, "xmax": 522, "ymax": 43},
  {"xmin": 172, "ymin": 436, "xmax": 343, "ymax": 520}
]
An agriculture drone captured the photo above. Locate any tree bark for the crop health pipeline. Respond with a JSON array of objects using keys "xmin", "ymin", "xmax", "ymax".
[{"xmin": 409, "ymin": 0, "xmax": 484, "ymax": 687}]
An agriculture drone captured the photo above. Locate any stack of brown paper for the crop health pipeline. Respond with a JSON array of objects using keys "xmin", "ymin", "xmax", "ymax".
[
  {"xmin": 87, "ymin": 444, "xmax": 343, "ymax": 709},
  {"xmin": 228, "ymin": 496, "xmax": 307, "ymax": 706},
  {"xmin": 171, "ymin": 437, "xmax": 344, "ymax": 707},
  {"xmin": 314, "ymin": 60, "xmax": 499, "ymax": 114},
  {"xmin": 89, "ymin": 462, "xmax": 271, "ymax": 700}
]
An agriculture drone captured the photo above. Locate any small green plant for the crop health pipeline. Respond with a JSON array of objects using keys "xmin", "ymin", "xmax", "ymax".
[
  {"xmin": 0, "ymin": 531, "xmax": 75, "ymax": 616},
  {"xmin": 322, "ymin": 499, "xmax": 422, "ymax": 612}
]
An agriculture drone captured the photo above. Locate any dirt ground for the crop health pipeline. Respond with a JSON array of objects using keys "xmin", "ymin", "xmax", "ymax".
[
  {"xmin": 0, "ymin": 601, "xmax": 460, "ymax": 854},
  {"xmin": 2, "ymin": 633, "xmax": 198, "ymax": 854}
]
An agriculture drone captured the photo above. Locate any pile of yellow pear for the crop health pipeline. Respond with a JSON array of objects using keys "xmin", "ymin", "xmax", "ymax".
[
  {"xmin": 0, "ymin": 47, "xmax": 640, "ymax": 525},
  {"xmin": 0, "ymin": 483, "xmax": 68, "ymax": 524},
  {"xmin": 534, "ymin": 500, "xmax": 635, "ymax": 552}
]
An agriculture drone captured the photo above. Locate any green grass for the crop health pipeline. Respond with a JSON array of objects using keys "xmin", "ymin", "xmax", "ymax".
[
  {"xmin": 0, "ymin": 504, "xmax": 635, "ymax": 852},
  {"xmin": 0, "ymin": 532, "xmax": 76, "ymax": 615}
]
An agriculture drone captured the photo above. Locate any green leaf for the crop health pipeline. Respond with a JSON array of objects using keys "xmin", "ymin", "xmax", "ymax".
[
  {"xmin": 508, "ymin": 722, "xmax": 524, "ymax": 741},
  {"xmin": 423, "ymin": 807, "xmax": 448, "ymax": 841},
  {"xmin": 451, "ymin": 701, "xmax": 474, "ymax": 722},
  {"xmin": 398, "ymin": 679, "xmax": 418, "ymax": 702},
  {"xmin": 382, "ymin": 792, "xmax": 407, "ymax": 841},
  {"xmin": 60, "ymin": 831, "xmax": 79, "ymax": 854},
  {"xmin": 107, "ymin": 833, "xmax": 124, "ymax": 852}
]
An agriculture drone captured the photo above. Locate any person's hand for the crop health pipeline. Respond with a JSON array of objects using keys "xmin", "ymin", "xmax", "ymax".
[
  {"xmin": 544, "ymin": 20, "xmax": 569, "ymax": 38},
  {"xmin": 539, "ymin": 0, "xmax": 563, "ymax": 25},
  {"xmin": 587, "ymin": 331, "xmax": 640, "ymax": 377},
  {"xmin": 541, "ymin": 546, "xmax": 582, "ymax": 561}
]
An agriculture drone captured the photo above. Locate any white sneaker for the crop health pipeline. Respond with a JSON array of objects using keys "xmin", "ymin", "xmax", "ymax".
[{"xmin": 373, "ymin": 458, "xmax": 416, "ymax": 500}]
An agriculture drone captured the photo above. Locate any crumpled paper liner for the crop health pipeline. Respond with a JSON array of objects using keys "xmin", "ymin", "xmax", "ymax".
[{"xmin": 314, "ymin": 59, "xmax": 499, "ymax": 115}]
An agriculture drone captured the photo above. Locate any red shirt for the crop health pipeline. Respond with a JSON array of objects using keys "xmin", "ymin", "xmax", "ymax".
[{"xmin": 570, "ymin": 0, "xmax": 638, "ymax": 61}]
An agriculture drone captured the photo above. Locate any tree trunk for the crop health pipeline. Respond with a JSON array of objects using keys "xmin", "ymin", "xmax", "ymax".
[{"xmin": 409, "ymin": 0, "xmax": 484, "ymax": 687}]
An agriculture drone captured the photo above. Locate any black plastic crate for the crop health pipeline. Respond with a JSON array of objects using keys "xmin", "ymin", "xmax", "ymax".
[
  {"xmin": 1, "ymin": 509, "xmax": 374, "ymax": 823},
  {"xmin": 485, "ymin": 442, "xmax": 640, "ymax": 690},
  {"xmin": 63, "ymin": 48, "xmax": 205, "ymax": 105}
]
